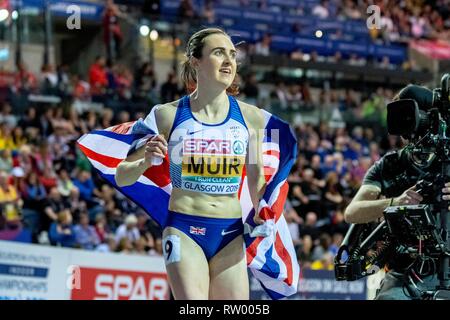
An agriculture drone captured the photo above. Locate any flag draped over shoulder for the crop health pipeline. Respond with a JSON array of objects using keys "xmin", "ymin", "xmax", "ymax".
[{"xmin": 77, "ymin": 106, "xmax": 300, "ymax": 299}]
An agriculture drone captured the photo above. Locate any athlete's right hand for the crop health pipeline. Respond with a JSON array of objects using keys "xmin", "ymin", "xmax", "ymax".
[
  {"xmin": 393, "ymin": 185, "xmax": 423, "ymax": 206},
  {"xmin": 144, "ymin": 135, "xmax": 168, "ymax": 165}
]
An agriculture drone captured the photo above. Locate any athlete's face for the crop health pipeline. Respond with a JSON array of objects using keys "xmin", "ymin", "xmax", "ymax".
[{"xmin": 194, "ymin": 33, "xmax": 237, "ymax": 89}]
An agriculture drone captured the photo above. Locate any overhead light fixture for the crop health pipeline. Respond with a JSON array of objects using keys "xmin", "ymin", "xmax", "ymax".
[
  {"xmin": 0, "ymin": 9, "xmax": 9, "ymax": 22},
  {"xmin": 139, "ymin": 25, "xmax": 150, "ymax": 37},
  {"xmin": 149, "ymin": 30, "xmax": 159, "ymax": 41}
]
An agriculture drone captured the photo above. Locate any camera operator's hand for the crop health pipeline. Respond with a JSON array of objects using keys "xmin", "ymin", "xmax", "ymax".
[
  {"xmin": 441, "ymin": 182, "xmax": 450, "ymax": 210},
  {"xmin": 393, "ymin": 185, "xmax": 423, "ymax": 206}
]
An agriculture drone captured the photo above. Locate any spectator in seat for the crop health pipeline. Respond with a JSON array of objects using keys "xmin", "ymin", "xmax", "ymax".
[
  {"xmin": 43, "ymin": 187, "xmax": 69, "ymax": 234},
  {"xmin": 154, "ymin": 237, "xmax": 163, "ymax": 256},
  {"xmin": 329, "ymin": 232, "xmax": 344, "ymax": 256},
  {"xmin": 89, "ymin": 56, "xmax": 108, "ymax": 99},
  {"xmin": 40, "ymin": 64, "xmax": 58, "ymax": 95},
  {"xmin": 254, "ymin": 34, "xmax": 271, "ymax": 56},
  {"xmin": 297, "ymin": 234, "xmax": 314, "ymax": 269},
  {"xmin": 300, "ymin": 211, "xmax": 321, "ymax": 241},
  {"xmin": 0, "ymin": 125, "xmax": 16, "ymax": 152},
  {"xmin": 20, "ymin": 172, "xmax": 47, "ymax": 238},
  {"xmin": 49, "ymin": 209, "xmax": 76, "ymax": 247},
  {"xmin": 33, "ymin": 141, "xmax": 53, "ymax": 175},
  {"xmin": 72, "ymin": 74, "xmax": 91, "ymax": 103},
  {"xmin": 94, "ymin": 213, "xmax": 109, "ymax": 243},
  {"xmin": 295, "ymin": 169, "xmax": 323, "ymax": 218},
  {"xmin": 0, "ymin": 103, "xmax": 18, "ymax": 129},
  {"xmin": 103, "ymin": 0, "xmax": 123, "ymax": 61},
  {"xmin": 56, "ymin": 64, "xmax": 70, "ymax": 97},
  {"xmin": 311, "ymin": 233, "xmax": 333, "ymax": 261},
  {"xmin": 134, "ymin": 62, "xmax": 157, "ymax": 102},
  {"xmin": 0, "ymin": 170, "xmax": 22, "ymax": 229},
  {"xmin": 116, "ymin": 237, "xmax": 134, "ymax": 254},
  {"xmin": 0, "ymin": 149, "xmax": 12, "ymax": 172},
  {"xmin": 135, "ymin": 236, "xmax": 150, "ymax": 255},
  {"xmin": 115, "ymin": 64, "xmax": 133, "ymax": 100},
  {"xmin": 310, "ymin": 252, "xmax": 334, "ymax": 270},
  {"xmin": 57, "ymin": 168, "xmax": 75, "ymax": 198},
  {"xmin": 74, "ymin": 212, "xmax": 100, "ymax": 250},
  {"xmin": 39, "ymin": 166, "xmax": 58, "ymax": 192},
  {"xmin": 18, "ymin": 107, "xmax": 40, "ymax": 131},
  {"xmin": 323, "ymin": 172, "xmax": 344, "ymax": 215},
  {"xmin": 201, "ymin": 0, "xmax": 215, "ymax": 24},
  {"xmin": 13, "ymin": 62, "xmax": 37, "ymax": 94},
  {"xmin": 115, "ymin": 214, "xmax": 140, "ymax": 244},
  {"xmin": 11, "ymin": 127, "xmax": 27, "ymax": 151},
  {"xmin": 160, "ymin": 72, "xmax": 180, "ymax": 102},
  {"xmin": 177, "ymin": 0, "xmax": 196, "ymax": 22},
  {"xmin": 96, "ymin": 234, "xmax": 117, "ymax": 253},
  {"xmin": 242, "ymin": 73, "xmax": 259, "ymax": 105},
  {"xmin": 72, "ymin": 169, "xmax": 101, "ymax": 206},
  {"xmin": 312, "ymin": 0, "xmax": 329, "ymax": 19}
]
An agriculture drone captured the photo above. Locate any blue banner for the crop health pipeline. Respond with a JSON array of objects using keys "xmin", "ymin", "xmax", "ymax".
[
  {"xmin": 11, "ymin": 0, "xmax": 104, "ymax": 20},
  {"xmin": 162, "ymin": 0, "xmax": 407, "ymax": 64},
  {"xmin": 0, "ymin": 264, "xmax": 48, "ymax": 278}
]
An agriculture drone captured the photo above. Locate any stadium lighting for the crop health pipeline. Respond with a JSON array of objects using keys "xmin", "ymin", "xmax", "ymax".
[
  {"xmin": 139, "ymin": 25, "xmax": 150, "ymax": 37},
  {"xmin": 0, "ymin": 9, "xmax": 9, "ymax": 22},
  {"xmin": 149, "ymin": 29, "xmax": 159, "ymax": 41},
  {"xmin": 11, "ymin": 10, "xmax": 18, "ymax": 20},
  {"xmin": 315, "ymin": 30, "xmax": 323, "ymax": 38}
]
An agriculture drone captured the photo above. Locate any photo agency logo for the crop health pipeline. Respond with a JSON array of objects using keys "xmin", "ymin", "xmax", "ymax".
[
  {"xmin": 66, "ymin": 265, "xmax": 81, "ymax": 290},
  {"xmin": 366, "ymin": 5, "xmax": 381, "ymax": 30},
  {"xmin": 66, "ymin": 5, "xmax": 81, "ymax": 30}
]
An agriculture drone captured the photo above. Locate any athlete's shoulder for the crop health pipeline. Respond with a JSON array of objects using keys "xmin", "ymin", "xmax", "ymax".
[
  {"xmin": 235, "ymin": 99, "xmax": 264, "ymax": 129},
  {"xmin": 235, "ymin": 99, "xmax": 260, "ymax": 112},
  {"xmin": 152, "ymin": 100, "xmax": 181, "ymax": 136},
  {"xmin": 153, "ymin": 100, "xmax": 180, "ymax": 113}
]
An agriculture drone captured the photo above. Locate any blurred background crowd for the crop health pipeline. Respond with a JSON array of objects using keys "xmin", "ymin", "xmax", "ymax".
[{"xmin": 0, "ymin": 0, "xmax": 448, "ymax": 270}]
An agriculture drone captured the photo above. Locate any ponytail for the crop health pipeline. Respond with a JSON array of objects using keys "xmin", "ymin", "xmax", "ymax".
[{"xmin": 181, "ymin": 58, "xmax": 197, "ymax": 94}]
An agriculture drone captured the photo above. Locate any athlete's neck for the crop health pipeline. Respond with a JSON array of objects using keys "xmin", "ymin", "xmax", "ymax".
[{"xmin": 189, "ymin": 89, "xmax": 229, "ymax": 120}]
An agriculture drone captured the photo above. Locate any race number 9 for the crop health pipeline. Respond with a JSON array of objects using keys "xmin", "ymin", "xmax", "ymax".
[
  {"xmin": 162, "ymin": 235, "xmax": 180, "ymax": 264},
  {"xmin": 165, "ymin": 240, "xmax": 173, "ymax": 259}
]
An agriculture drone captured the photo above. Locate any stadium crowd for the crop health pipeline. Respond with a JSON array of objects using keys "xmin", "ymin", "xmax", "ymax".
[
  {"xmin": 0, "ymin": 53, "xmax": 404, "ymax": 270},
  {"xmin": 1, "ymin": 0, "xmax": 447, "ymax": 269},
  {"xmin": 176, "ymin": 0, "xmax": 450, "ymax": 43}
]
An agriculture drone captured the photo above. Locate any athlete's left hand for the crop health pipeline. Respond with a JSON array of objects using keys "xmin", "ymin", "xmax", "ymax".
[{"xmin": 253, "ymin": 211, "xmax": 265, "ymax": 225}]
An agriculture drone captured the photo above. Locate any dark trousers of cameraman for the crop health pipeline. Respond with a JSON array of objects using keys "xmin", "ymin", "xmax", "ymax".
[{"xmin": 375, "ymin": 271, "xmax": 440, "ymax": 300}]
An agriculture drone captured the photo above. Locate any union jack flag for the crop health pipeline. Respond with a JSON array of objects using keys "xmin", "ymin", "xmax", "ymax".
[
  {"xmin": 189, "ymin": 226, "xmax": 206, "ymax": 235},
  {"xmin": 77, "ymin": 101, "xmax": 299, "ymax": 299}
]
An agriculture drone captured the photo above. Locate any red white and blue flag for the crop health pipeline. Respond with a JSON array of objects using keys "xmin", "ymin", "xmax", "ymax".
[
  {"xmin": 189, "ymin": 226, "xmax": 207, "ymax": 235},
  {"xmin": 77, "ymin": 105, "xmax": 300, "ymax": 299}
]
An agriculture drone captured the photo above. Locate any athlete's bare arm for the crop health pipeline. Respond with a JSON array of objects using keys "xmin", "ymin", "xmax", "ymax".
[
  {"xmin": 115, "ymin": 102, "xmax": 178, "ymax": 187},
  {"xmin": 239, "ymin": 101, "xmax": 267, "ymax": 224}
]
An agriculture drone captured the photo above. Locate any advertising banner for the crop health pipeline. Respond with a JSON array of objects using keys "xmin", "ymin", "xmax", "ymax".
[
  {"xmin": 410, "ymin": 40, "xmax": 450, "ymax": 60},
  {"xmin": 250, "ymin": 269, "xmax": 367, "ymax": 300},
  {"xmin": 0, "ymin": 241, "xmax": 169, "ymax": 300},
  {"xmin": 0, "ymin": 241, "xmax": 69, "ymax": 300}
]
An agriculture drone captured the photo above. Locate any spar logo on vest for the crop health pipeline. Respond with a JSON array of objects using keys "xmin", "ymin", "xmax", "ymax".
[{"xmin": 184, "ymin": 139, "xmax": 231, "ymax": 154}]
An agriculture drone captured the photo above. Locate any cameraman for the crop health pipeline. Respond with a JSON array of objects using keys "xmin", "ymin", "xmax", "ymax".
[{"xmin": 344, "ymin": 85, "xmax": 450, "ymax": 300}]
